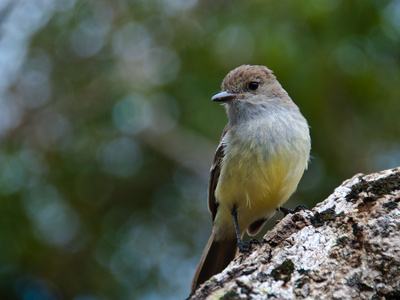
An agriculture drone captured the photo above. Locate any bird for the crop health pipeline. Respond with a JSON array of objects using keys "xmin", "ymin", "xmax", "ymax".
[{"xmin": 190, "ymin": 65, "xmax": 311, "ymax": 294}]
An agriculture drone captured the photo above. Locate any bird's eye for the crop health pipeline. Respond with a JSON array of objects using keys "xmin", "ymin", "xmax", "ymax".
[{"xmin": 248, "ymin": 82, "xmax": 259, "ymax": 91}]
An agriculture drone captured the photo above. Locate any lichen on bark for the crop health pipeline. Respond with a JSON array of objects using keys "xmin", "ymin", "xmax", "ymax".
[{"xmin": 188, "ymin": 167, "xmax": 400, "ymax": 300}]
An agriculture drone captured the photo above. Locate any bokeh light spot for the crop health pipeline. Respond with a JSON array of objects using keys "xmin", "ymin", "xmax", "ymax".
[
  {"xmin": 112, "ymin": 93, "xmax": 151, "ymax": 135},
  {"xmin": 0, "ymin": 155, "xmax": 27, "ymax": 195},
  {"xmin": 98, "ymin": 137, "xmax": 143, "ymax": 178},
  {"xmin": 23, "ymin": 185, "xmax": 82, "ymax": 248}
]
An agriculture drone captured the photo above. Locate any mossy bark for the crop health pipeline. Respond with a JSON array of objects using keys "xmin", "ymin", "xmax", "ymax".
[{"xmin": 188, "ymin": 167, "xmax": 400, "ymax": 300}]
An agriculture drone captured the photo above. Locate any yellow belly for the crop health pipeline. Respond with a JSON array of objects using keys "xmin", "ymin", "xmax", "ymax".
[{"xmin": 213, "ymin": 147, "xmax": 307, "ymax": 240}]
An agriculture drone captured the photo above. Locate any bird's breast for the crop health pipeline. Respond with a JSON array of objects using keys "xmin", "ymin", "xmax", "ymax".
[{"xmin": 214, "ymin": 114, "xmax": 310, "ymax": 221}]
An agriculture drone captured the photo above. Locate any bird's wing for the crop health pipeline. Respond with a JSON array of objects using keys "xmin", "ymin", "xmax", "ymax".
[{"xmin": 208, "ymin": 124, "xmax": 228, "ymax": 222}]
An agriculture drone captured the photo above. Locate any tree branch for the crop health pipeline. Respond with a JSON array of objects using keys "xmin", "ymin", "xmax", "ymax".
[{"xmin": 189, "ymin": 167, "xmax": 400, "ymax": 299}]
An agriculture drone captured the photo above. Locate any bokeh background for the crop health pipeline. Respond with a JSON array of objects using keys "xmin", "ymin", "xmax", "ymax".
[{"xmin": 0, "ymin": 0, "xmax": 399, "ymax": 299}]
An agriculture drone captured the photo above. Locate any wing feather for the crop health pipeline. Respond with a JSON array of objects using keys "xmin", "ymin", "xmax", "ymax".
[{"xmin": 208, "ymin": 124, "xmax": 228, "ymax": 222}]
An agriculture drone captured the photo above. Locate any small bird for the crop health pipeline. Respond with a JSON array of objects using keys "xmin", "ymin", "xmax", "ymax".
[{"xmin": 191, "ymin": 65, "xmax": 311, "ymax": 293}]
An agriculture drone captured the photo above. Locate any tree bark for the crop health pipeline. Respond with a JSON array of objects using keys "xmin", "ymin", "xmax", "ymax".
[{"xmin": 188, "ymin": 167, "xmax": 400, "ymax": 300}]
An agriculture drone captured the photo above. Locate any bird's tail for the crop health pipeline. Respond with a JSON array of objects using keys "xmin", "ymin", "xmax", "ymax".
[{"xmin": 190, "ymin": 231, "xmax": 237, "ymax": 294}]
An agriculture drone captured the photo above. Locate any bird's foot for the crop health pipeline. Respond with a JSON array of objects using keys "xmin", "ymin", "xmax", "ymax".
[
  {"xmin": 278, "ymin": 205, "xmax": 309, "ymax": 216},
  {"xmin": 237, "ymin": 238, "xmax": 261, "ymax": 253}
]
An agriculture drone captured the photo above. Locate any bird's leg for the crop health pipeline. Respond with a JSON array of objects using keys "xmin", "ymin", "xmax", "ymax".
[
  {"xmin": 277, "ymin": 205, "xmax": 309, "ymax": 216},
  {"xmin": 231, "ymin": 209, "xmax": 261, "ymax": 253}
]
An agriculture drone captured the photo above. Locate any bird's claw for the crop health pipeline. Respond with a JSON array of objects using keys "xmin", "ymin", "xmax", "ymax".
[
  {"xmin": 238, "ymin": 238, "xmax": 261, "ymax": 253},
  {"xmin": 278, "ymin": 205, "xmax": 309, "ymax": 216}
]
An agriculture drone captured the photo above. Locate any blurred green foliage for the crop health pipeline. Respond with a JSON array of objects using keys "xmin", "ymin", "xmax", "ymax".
[{"xmin": 0, "ymin": 0, "xmax": 399, "ymax": 299}]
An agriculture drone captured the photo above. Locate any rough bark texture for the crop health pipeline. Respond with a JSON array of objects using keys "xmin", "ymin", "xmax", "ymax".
[{"xmin": 188, "ymin": 167, "xmax": 400, "ymax": 300}]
